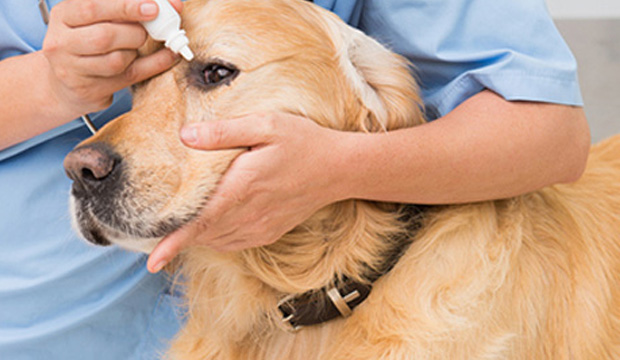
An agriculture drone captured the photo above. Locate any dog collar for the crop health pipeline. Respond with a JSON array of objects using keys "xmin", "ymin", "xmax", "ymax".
[{"xmin": 277, "ymin": 204, "xmax": 429, "ymax": 331}]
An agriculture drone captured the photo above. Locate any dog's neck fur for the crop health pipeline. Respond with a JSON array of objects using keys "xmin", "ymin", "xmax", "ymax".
[
  {"xmin": 169, "ymin": 4, "xmax": 428, "ymax": 354},
  {"xmin": 244, "ymin": 202, "xmax": 410, "ymax": 291},
  {"xmin": 173, "ymin": 200, "xmax": 415, "ymax": 355}
]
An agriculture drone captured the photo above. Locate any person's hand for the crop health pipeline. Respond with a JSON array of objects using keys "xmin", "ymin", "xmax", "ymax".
[
  {"xmin": 42, "ymin": 0, "xmax": 183, "ymax": 118},
  {"xmin": 147, "ymin": 113, "xmax": 351, "ymax": 273}
]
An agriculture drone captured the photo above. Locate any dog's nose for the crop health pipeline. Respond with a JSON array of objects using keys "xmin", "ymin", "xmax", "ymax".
[{"xmin": 64, "ymin": 144, "xmax": 121, "ymax": 191}]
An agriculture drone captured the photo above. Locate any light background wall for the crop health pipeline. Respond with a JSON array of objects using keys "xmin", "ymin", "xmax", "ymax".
[
  {"xmin": 545, "ymin": 0, "xmax": 620, "ymax": 143},
  {"xmin": 546, "ymin": 0, "xmax": 620, "ymax": 19}
]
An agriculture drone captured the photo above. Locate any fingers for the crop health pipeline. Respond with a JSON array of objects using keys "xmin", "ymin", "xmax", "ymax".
[
  {"xmin": 81, "ymin": 47, "xmax": 176, "ymax": 81},
  {"xmin": 68, "ymin": 48, "xmax": 176, "ymax": 92},
  {"xmin": 169, "ymin": 0, "xmax": 184, "ymax": 13},
  {"xmin": 181, "ymin": 114, "xmax": 278, "ymax": 150},
  {"xmin": 94, "ymin": 48, "xmax": 178, "ymax": 96},
  {"xmin": 44, "ymin": 47, "xmax": 177, "ymax": 115},
  {"xmin": 40, "ymin": 0, "xmax": 183, "ymax": 117},
  {"xmin": 121, "ymin": 47, "xmax": 178, "ymax": 83},
  {"xmin": 75, "ymin": 50, "xmax": 138, "ymax": 77},
  {"xmin": 147, "ymin": 224, "xmax": 240, "ymax": 273},
  {"xmin": 146, "ymin": 178, "xmax": 243, "ymax": 272},
  {"xmin": 214, "ymin": 239, "xmax": 253, "ymax": 253},
  {"xmin": 58, "ymin": 0, "xmax": 159, "ymax": 27},
  {"xmin": 148, "ymin": 226, "xmax": 194, "ymax": 273},
  {"xmin": 147, "ymin": 207, "xmax": 221, "ymax": 273},
  {"xmin": 67, "ymin": 23, "xmax": 148, "ymax": 55}
]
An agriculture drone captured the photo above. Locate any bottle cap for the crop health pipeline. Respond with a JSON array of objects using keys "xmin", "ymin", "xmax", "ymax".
[
  {"xmin": 178, "ymin": 45, "xmax": 194, "ymax": 62},
  {"xmin": 166, "ymin": 30, "xmax": 195, "ymax": 62}
]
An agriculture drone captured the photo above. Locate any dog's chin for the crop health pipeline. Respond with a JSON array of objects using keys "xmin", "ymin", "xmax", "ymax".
[
  {"xmin": 69, "ymin": 197, "xmax": 192, "ymax": 254},
  {"xmin": 80, "ymin": 225, "xmax": 163, "ymax": 253}
]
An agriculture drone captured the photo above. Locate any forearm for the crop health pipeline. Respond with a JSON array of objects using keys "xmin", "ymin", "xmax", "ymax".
[
  {"xmin": 335, "ymin": 90, "xmax": 591, "ymax": 204},
  {"xmin": 0, "ymin": 52, "xmax": 78, "ymax": 150}
]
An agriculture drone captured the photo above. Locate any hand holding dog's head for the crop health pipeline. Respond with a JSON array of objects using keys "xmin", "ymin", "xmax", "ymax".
[{"xmin": 64, "ymin": 0, "xmax": 424, "ymax": 253}]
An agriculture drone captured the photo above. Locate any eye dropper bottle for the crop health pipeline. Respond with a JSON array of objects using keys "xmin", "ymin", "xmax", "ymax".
[{"xmin": 141, "ymin": 0, "xmax": 195, "ymax": 62}]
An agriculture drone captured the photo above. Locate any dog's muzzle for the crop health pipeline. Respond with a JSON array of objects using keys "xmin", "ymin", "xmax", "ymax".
[{"xmin": 64, "ymin": 142, "xmax": 196, "ymax": 252}]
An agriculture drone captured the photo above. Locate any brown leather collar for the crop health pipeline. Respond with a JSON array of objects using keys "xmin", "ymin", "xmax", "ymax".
[{"xmin": 277, "ymin": 204, "xmax": 429, "ymax": 330}]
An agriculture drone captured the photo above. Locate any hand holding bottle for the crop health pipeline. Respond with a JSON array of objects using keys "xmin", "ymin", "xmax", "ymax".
[{"xmin": 42, "ymin": 0, "xmax": 183, "ymax": 119}]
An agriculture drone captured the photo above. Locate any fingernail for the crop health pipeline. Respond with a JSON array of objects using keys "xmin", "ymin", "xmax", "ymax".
[
  {"xmin": 181, "ymin": 125, "xmax": 198, "ymax": 144},
  {"xmin": 150, "ymin": 260, "xmax": 168, "ymax": 273},
  {"xmin": 140, "ymin": 2, "xmax": 158, "ymax": 17}
]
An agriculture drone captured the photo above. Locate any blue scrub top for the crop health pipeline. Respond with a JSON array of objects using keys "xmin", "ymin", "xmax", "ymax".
[
  {"xmin": 315, "ymin": 0, "xmax": 582, "ymax": 118},
  {"xmin": 0, "ymin": 1, "xmax": 181, "ymax": 360},
  {"xmin": 0, "ymin": 0, "xmax": 581, "ymax": 359}
]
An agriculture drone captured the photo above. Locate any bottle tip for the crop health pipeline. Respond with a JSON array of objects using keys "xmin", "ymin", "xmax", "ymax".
[{"xmin": 179, "ymin": 45, "xmax": 194, "ymax": 62}]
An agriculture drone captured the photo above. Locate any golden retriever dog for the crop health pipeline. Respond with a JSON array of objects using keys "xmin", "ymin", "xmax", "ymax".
[{"xmin": 63, "ymin": 0, "xmax": 620, "ymax": 358}]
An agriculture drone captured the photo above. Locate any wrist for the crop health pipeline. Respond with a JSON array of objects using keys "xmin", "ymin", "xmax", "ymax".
[
  {"xmin": 324, "ymin": 130, "xmax": 374, "ymax": 202},
  {"xmin": 326, "ymin": 128, "xmax": 421, "ymax": 204},
  {"xmin": 36, "ymin": 51, "xmax": 83, "ymax": 122},
  {"xmin": 0, "ymin": 52, "xmax": 84, "ymax": 149}
]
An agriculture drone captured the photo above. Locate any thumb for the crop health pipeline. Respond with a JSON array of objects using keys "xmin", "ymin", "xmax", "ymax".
[
  {"xmin": 169, "ymin": 0, "xmax": 184, "ymax": 13},
  {"xmin": 180, "ymin": 114, "xmax": 277, "ymax": 150},
  {"xmin": 147, "ymin": 226, "xmax": 193, "ymax": 273}
]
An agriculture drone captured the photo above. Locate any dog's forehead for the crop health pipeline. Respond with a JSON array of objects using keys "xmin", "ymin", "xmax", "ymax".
[{"xmin": 182, "ymin": 0, "xmax": 331, "ymax": 66}]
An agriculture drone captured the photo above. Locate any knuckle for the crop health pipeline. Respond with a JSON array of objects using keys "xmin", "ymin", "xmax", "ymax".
[
  {"xmin": 123, "ymin": 61, "xmax": 142, "ymax": 83},
  {"xmin": 247, "ymin": 213, "xmax": 263, "ymax": 227},
  {"xmin": 230, "ymin": 189, "xmax": 246, "ymax": 206},
  {"xmin": 47, "ymin": 4, "xmax": 62, "ymax": 24},
  {"xmin": 240, "ymin": 170, "xmax": 259, "ymax": 186},
  {"xmin": 77, "ymin": 0, "xmax": 99, "ymax": 24},
  {"xmin": 42, "ymin": 37, "xmax": 60, "ymax": 56},
  {"xmin": 209, "ymin": 122, "xmax": 227, "ymax": 146},
  {"xmin": 132, "ymin": 28, "xmax": 149, "ymax": 49},
  {"xmin": 220, "ymin": 187, "xmax": 245, "ymax": 206},
  {"xmin": 259, "ymin": 113, "xmax": 278, "ymax": 136},
  {"xmin": 53, "ymin": 66, "xmax": 71, "ymax": 83},
  {"xmin": 194, "ymin": 217, "xmax": 212, "ymax": 234},
  {"xmin": 123, "ymin": 1, "xmax": 136, "ymax": 20},
  {"xmin": 107, "ymin": 52, "xmax": 130, "ymax": 74},
  {"xmin": 90, "ymin": 25, "xmax": 115, "ymax": 52}
]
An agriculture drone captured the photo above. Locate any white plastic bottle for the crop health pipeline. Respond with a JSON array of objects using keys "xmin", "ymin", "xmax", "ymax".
[{"xmin": 141, "ymin": 0, "xmax": 194, "ymax": 61}]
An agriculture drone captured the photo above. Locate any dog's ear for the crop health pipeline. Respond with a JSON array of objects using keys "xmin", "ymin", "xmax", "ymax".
[{"xmin": 334, "ymin": 23, "xmax": 426, "ymax": 132}]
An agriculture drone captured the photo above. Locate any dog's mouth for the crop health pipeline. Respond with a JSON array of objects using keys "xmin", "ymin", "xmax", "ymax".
[
  {"xmin": 64, "ymin": 143, "xmax": 208, "ymax": 253},
  {"xmin": 70, "ymin": 194, "xmax": 202, "ymax": 253}
]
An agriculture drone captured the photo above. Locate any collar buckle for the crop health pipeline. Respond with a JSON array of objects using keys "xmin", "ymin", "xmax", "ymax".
[
  {"xmin": 326, "ymin": 287, "xmax": 361, "ymax": 318},
  {"xmin": 277, "ymin": 294, "xmax": 304, "ymax": 332}
]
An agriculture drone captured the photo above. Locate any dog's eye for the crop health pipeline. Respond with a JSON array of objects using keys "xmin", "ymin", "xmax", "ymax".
[
  {"xmin": 188, "ymin": 60, "xmax": 239, "ymax": 91},
  {"xmin": 203, "ymin": 63, "xmax": 238, "ymax": 86}
]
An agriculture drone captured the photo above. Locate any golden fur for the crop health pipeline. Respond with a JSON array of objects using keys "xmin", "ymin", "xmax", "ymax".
[{"xmin": 67, "ymin": 0, "xmax": 620, "ymax": 358}]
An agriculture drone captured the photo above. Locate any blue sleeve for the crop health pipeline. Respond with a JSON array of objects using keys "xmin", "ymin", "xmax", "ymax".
[{"xmin": 346, "ymin": 0, "xmax": 583, "ymax": 120}]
